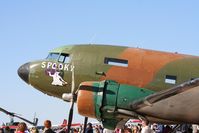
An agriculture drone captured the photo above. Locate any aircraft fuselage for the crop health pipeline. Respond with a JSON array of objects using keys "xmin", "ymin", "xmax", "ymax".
[{"xmin": 18, "ymin": 45, "xmax": 199, "ymax": 99}]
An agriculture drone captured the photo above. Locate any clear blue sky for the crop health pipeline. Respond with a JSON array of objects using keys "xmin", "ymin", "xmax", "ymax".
[{"xmin": 0, "ymin": 0, "xmax": 199, "ymax": 125}]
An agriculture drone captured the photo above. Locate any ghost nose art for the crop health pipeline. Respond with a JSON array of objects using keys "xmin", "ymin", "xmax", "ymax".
[{"xmin": 18, "ymin": 62, "xmax": 30, "ymax": 84}]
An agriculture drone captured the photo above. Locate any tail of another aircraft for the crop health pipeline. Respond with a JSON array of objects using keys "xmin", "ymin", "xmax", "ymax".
[{"xmin": 61, "ymin": 119, "xmax": 67, "ymax": 127}]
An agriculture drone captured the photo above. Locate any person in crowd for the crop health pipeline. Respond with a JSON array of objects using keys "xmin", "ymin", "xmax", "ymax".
[
  {"xmin": 16, "ymin": 122, "xmax": 28, "ymax": 133},
  {"xmin": 114, "ymin": 128, "xmax": 120, "ymax": 133},
  {"xmin": 73, "ymin": 128, "xmax": 78, "ymax": 133},
  {"xmin": 4, "ymin": 126, "xmax": 10, "ymax": 133},
  {"xmin": 75, "ymin": 128, "xmax": 80, "ymax": 133},
  {"xmin": 132, "ymin": 126, "xmax": 139, "ymax": 133},
  {"xmin": 126, "ymin": 128, "xmax": 132, "ymax": 133},
  {"xmin": 94, "ymin": 127, "xmax": 100, "ymax": 133},
  {"xmin": 98, "ymin": 125, "xmax": 103, "ymax": 133},
  {"xmin": 163, "ymin": 125, "xmax": 172, "ymax": 133},
  {"xmin": 192, "ymin": 124, "xmax": 198, "ymax": 133},
  {"xmin": 123, "ymin": 126, "xmax": 131, "ymax": 133},
  {"xmin": 79, "ymin": 125, "xmax": 83, "ymax": 133},
  {"xmin": 182, "ymin": 124, "xmax": 192, "ymax": 133},
  {"xmin": 141, "ymin": 120, "xmax": 153, "ymax": 133},
  {"xmin": 43, "ymin": 120, "xmax": 55, "ymax": 133},
  {"xmin": 0, "ymin": 128, "xmax": 4, "ymax": 133},
  {"xmin": 85, "ymin": 123, "xmax": 93, "ymax": 133},
  {"xmin": 30, "ymin": 127, "xmax": 38, "ymax": 133},
  {"xmin": 156, "ymin": 124, "xmax": 164, "ymax": 133},
  {"xmin": 102, "ymin": 128, "xmax": 112, "ymax": 133}
]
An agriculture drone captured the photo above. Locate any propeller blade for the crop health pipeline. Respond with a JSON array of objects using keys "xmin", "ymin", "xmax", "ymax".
[
  {"xmin": 83, "ymin": 117, "xmax": 88, "ymax": 133},
  {"xmin": 67, "ymin": 101, "xmax": 75, "ymax": 133},
  {"xmin": 67, "ymin": 68, "xmax": 75, "ymax": 133}
]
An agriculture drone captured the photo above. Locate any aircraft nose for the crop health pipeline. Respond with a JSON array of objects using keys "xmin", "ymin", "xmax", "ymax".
[{"xmin": 18, "ymin": 62, "xmax": 30, "ymax": 84}]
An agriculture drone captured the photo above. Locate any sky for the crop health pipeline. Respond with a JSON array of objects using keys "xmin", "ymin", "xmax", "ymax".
[{"xmin": 0, "ymin": 0, "xmax": 199, "ymax": 126}]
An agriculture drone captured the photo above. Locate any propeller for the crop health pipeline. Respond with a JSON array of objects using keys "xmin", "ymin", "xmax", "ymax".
[
  {"xmin": 83, "ymin": 117, "xmax": 88, "ymax": 133},
  {"xmin": 0, "ymin": 107, "xmax": 38, "ymax": 126},
  {"xmin": 66, "ymin": 66, "xmax": 89, "ymax": 133},
  {"xmin": 67, "ymin": 67, "xmax": 76, "ymax": 133}
]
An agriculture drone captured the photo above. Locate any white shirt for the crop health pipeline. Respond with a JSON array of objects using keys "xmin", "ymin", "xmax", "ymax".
[{"xmin": 141, "ymin": 126, "xmax": 154, "ymax": 133}]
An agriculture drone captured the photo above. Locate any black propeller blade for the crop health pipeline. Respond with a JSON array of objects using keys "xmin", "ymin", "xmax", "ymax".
[
  {"xmin": 67, "ymin": 68, "xmax": 75, "ymax": 133},
  {"xmin": 67, "ymin": 99, "xmax": 75, "ymax": 133},
  {"xmin": 83, "ymin": 117, "xmax": 88, "ymax": 133},
  {"xmin": 66, "ymin": 66, "xmax": 89, "ymax": 133}
]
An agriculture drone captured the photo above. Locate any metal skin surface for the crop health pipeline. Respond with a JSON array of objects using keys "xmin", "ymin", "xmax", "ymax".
[
  {"xmin": 18, "ymin": 44, "xmax": 199, "ymax": 129},
  {"xmin": 19, "ymin": 45, "xmax": 199, "ymax": 97}
]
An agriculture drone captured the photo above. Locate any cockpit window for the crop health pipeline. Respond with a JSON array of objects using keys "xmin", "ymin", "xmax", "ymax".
[
  {"xmin": 46, "ymin": 53, "xmax": 59, "ymax": 60},
  {"xmin": 47, "ymin": 53, "xmax": 70, "ymax": 63},
  {"xmin": 58, "ymin": 53, "xmax": 70, "ymax": 63}
]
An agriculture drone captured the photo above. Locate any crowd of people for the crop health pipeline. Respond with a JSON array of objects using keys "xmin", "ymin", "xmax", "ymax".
[
  {"xmin": 54, "ymin": 119, "xmax": 198, "ymax": 133},
  {"xmin": 0, "ymin": 119, "xmax": 199, "ymax": 133}
]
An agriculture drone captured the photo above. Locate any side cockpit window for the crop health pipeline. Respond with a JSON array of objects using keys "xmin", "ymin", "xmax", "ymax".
[{"xmin": 58, "ymin": 53, "xmax": 70, "ymax": 63}]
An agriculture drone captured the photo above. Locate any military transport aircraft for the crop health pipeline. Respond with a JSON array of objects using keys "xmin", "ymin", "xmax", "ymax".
[{"xmin": 18, "ymin": 44, "xmax": 199, "ymax": 130}]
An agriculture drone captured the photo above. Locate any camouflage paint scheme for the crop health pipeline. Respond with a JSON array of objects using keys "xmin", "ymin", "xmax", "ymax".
[
  {"xmin": 23, "ymin": 45, "xmax": 199, "ymax": 97},
  {"xmin": 18, "ymin": 44, "xmax": 199, "ymax": 129}
]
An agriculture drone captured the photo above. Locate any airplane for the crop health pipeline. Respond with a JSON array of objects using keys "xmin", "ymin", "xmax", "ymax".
[
  {"xmin": 0, "ymin": 107, "xmax": 38, "ymax": 131},
  {"xmin": 18, "ymin": 44, "xmax": 199, "ymax": 130}
]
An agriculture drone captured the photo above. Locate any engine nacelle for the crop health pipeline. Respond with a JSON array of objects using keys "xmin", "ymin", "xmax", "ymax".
[{"xmin": 77, "ymin": 80, "xmax": 154, "ymax": 129}]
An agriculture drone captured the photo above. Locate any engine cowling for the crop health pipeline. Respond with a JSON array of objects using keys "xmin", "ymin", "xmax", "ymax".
[
  {"xmin": 76, "ymin": 81, "xmax": 98, "ymax": 118},
  {"xmin": 77, "ymin": 80, "xmax": 154, "ymax": 129}
]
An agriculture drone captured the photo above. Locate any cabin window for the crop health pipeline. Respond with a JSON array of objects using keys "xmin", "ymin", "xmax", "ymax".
[
  {"xmin": 104, "ymin": 57, "xmax": 128, "ymax": 67},
  {"xmin": 165, "ymin": 75, "xmax": 177, "ymax": 84},
  {"xmin": 46, "ymin": 53, "xmax": 59, "ymax": 60},
  {"xmin": 58, "ymin": 53, "xmax": 70, "ymax": 63}
]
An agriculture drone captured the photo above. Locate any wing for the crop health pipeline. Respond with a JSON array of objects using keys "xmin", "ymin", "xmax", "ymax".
[
  {"xmin": 130, "ymin": 78, "xmax": 199, "ymax": 124},
  {"xmin": 0, "ymin": 107, "xmax": 14, "ymax": 116}
]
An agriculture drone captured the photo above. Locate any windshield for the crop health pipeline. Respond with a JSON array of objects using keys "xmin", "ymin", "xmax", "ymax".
[
  {"xmin": 46, "ymin": 53, "xmax": 59, "ymax": 60},
  {"xmin": 46, "ymin": 53, "xmax": 70, "ymax": 63}
]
